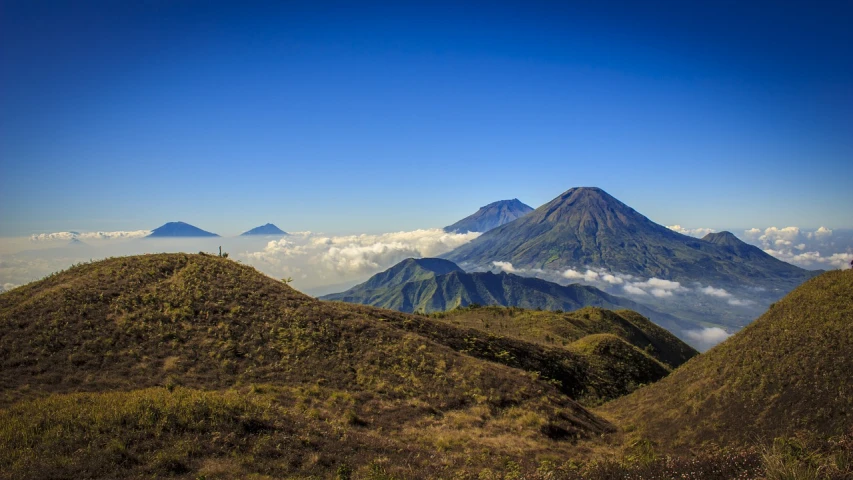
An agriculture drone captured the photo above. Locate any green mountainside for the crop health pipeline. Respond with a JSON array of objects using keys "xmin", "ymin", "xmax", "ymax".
[
  {"xmin": 321, "ymin": 258, "xmax": 693, "ymax": 334},
  {"xmin": 357, "ymin": 257, "xmax": 463, "ymax": 290},
  {"xmin": 600, "ymin": 268, "xmax": 853, "ymax": 449},
  {"xmin": 444, "ymin": 199, "xmax": 534, "ymax": 234},
  {"xmin": 442, "ymin": 187, "xmax": 816, "ymax": 290}
]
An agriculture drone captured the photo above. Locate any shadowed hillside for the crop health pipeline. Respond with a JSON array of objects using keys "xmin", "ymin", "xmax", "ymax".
[{"xmin": 601, "ymin": 268, "xmax": 853, "ymax": 449}]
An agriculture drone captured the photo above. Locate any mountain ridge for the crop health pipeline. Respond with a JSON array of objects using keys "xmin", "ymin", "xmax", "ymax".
[
  {"xmin": 321, "ymin": 257, "xmax": 694, "ymax": 336},
  {"xmin": 442, "ymin": 187, "xmax": 816, "ymax": 289}
]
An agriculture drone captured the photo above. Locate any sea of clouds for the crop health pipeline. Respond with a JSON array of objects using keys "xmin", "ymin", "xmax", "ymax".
[
  {"xmin": 668, "ymin": 225, "xmax": 853, "ymax": 270},
  {"xmin": 0, "ymin": 228, "xmax": 480, "ymax": 296},
  {"xmin": 3, "ymin": 223, "xmax": 851, "ymax": 350},
  {"xmin": 491, "ymin": 261, "xmax": 755, "ymax": 306}
]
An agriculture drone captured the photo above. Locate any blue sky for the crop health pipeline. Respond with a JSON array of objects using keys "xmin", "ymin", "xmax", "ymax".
[{"xmin": 1, "ymin": 0, "xmax": 851, "ymax": 236}]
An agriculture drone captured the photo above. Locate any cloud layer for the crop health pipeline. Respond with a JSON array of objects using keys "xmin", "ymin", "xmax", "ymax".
[
  {"xmin": 743, "ymin": 226, "xmax": 853, "ymax": 269},
  {"xmin": 667, "ymin": 225, "xmax": 853, "ymax": 270},
  {"xmin": 492, "ymin": 262, "xmax": 754, "ymax": 306},
  {"xmin": 30, "ymin": 230, "xmax": 152, "ymax": 241},
  {"xmin": 684, "ymin": 327, "xmax": 732, "ymax": 351},
  {"xmin": 245, "ymin": 229, "xmax": 479, "ymax": 276},
  {"xmin": 667, "ymin": 225, "xmax": 716, "ymax": 237}
]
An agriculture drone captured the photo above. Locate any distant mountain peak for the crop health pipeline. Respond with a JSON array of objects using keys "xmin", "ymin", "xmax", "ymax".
[
  {"xmin": 241, "ymin": 223, "xmax": 287, "ymax": 236},
  {"xmin": 444, "ymin": 198, "xmax": 534, "ymax": 234},
  {"xmin": 442, "ymin": 186, "xmax": 814, "ymax": 289},
  {"xmin": 482, "ymin": 198, "xmax": 525, "ymax": 208},
  {"xmin": 147, "ymin": 222, "xmax": 218, "ymax": 238},
  {"xmin": 701, "ymin": 231, "xmax": 743, "ymax": 246}
]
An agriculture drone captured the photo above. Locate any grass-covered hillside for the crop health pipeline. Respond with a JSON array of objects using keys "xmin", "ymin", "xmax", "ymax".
[
  {"xmin": 0, "ymin": 253, "xmax": 634, "ymax": 479},
  {"xmin": 431, "ymin": 306, "xmax": 697, "ymax": 369},
  {"xmin": 601, "ymin": 268, "xmax": 853, "ymax": 450},
  {"xmin": 6, "ymin": 254, "xmax": 850, "ymax": 479}
]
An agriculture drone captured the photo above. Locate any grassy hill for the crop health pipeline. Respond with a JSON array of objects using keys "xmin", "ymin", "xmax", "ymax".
[
  {"xmin": 600, "ymin": 268, "xmax": 853, "ymax": 450},
  {"xmin": 431, "ymin": 306, "xmax": 697, "ymax": 369},
  {"xmin": 0, "ymin": 253, "xmax": 627, "ymax": 479},
  {"xmin": 2, "ymin": 254, "xmax": 851, "ymax": 479}
]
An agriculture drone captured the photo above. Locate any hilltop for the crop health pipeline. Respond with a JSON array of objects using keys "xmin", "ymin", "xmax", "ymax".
[
  {"xmin": 601, "ymin": 268, "xmax": 853, "ymax": 449},
  {"xmin": 0, "ymin": 253, "xmax": 622, "ymax": 478},
  {"xmin": 321, "ymin": 258, "xmax": 693, "ymax": 335},
  {"xmin": 147, "ymin": 221, "xmax": 218, "ymax": 237},
  {"xmin": 432, "ymin": 306, "xmax": 697, "ymax": 370},
  {"xmin": 240, "ymin": 223, "xmax": 287, "ymax": 236},
  {"xmin": 444, "ymin": 198, "xmax": 534, "ymax": 234},
  {"xmin": 442, "ymin": 187, "xmax": 815, "ymax": 290}
]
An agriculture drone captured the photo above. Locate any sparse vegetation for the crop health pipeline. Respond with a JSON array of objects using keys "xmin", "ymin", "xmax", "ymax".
[
  {"xmin": 0, "ymin": 253, "xmax": 617, "ymax": 478},
  {"xmin": 2, "ymin": 254, "xmax": 851, "ymax": 479},
  {"xmin": 601, "ymin": 269, "xmax": 853, "ymax": 449}
]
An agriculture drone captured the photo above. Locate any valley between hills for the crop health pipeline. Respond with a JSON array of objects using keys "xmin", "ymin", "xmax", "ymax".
[{"xmin": 1, "ymin": 187, "xmax": 851, "ymax": 479}]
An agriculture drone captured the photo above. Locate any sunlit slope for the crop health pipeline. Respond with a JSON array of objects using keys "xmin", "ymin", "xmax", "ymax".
[
  {"xmin": 432, "ymin": 305, "xmax": 697, "ymax": 369},
  {"xmin": 0, "ymin": 253, "xmax": 621, "ymax": 478},
  {"xmin": 601, "ymin": 269, "xmax": 853, "ymax": 448}
]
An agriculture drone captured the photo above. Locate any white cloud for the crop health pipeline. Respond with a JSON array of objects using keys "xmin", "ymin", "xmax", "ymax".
[
  {"xmin": 743, "ymin": 228, "xmax": 762, "ymax": 240},
  {"xmin": 562, "ymin": 269, "xmax": 584, "ymax": 279},
  {"xmin": 727, "ymin": 298, "xmax": 754, "ymax": 306},
  {"xmin": 764, "ymin": 249, "xmax": 853, "ymax": 270},
  {"xmin": 643, "ymin": 278, "xmax": 683, "ymax": 290},
  {"xmin": 30, "ymin": 230, "xmax": 151, "ymax": 241},
  {"xmin": 601, "ymin": 273, "xmax": 623, "ymax": 285},
  {"xmin": 492, "ymin": 261, "xmax": 516, "ymax": 273},
  {"xmin": 242, "ymin": 228, "xmax": 480, "ymax": 278},
  {"xmin": 562, "ymin": 268, "xmax": 601, "ymax": 283},
  {"xmin": 699, "ymin": 285, "xmax": 731, "ymax": 298},
  {"xmin": 741, "ymin": 226, "xmax": 852, "ymax": 270},
  {"xmin": 809, "ymin": 226, "xmax": 833, "ymax": 239},
  {"xmin": 562, "ymin": 267, "xmax": 686, "ymax": 300},
  {"xmin": 667, "ymin": 225, "xmax": 716, "ymax": 238},
  {"xmin": 623, "ymin": 285, "xmax": 647, "ymax": 296},
  {"xmin": 684, "ymin": 327, "xmax": 732, "ymax": 351}
]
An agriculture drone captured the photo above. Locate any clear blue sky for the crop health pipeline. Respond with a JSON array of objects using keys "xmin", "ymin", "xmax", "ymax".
[{"xmin": 2, "ymin": 0, "xmax": 851, "ymax": 236}]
